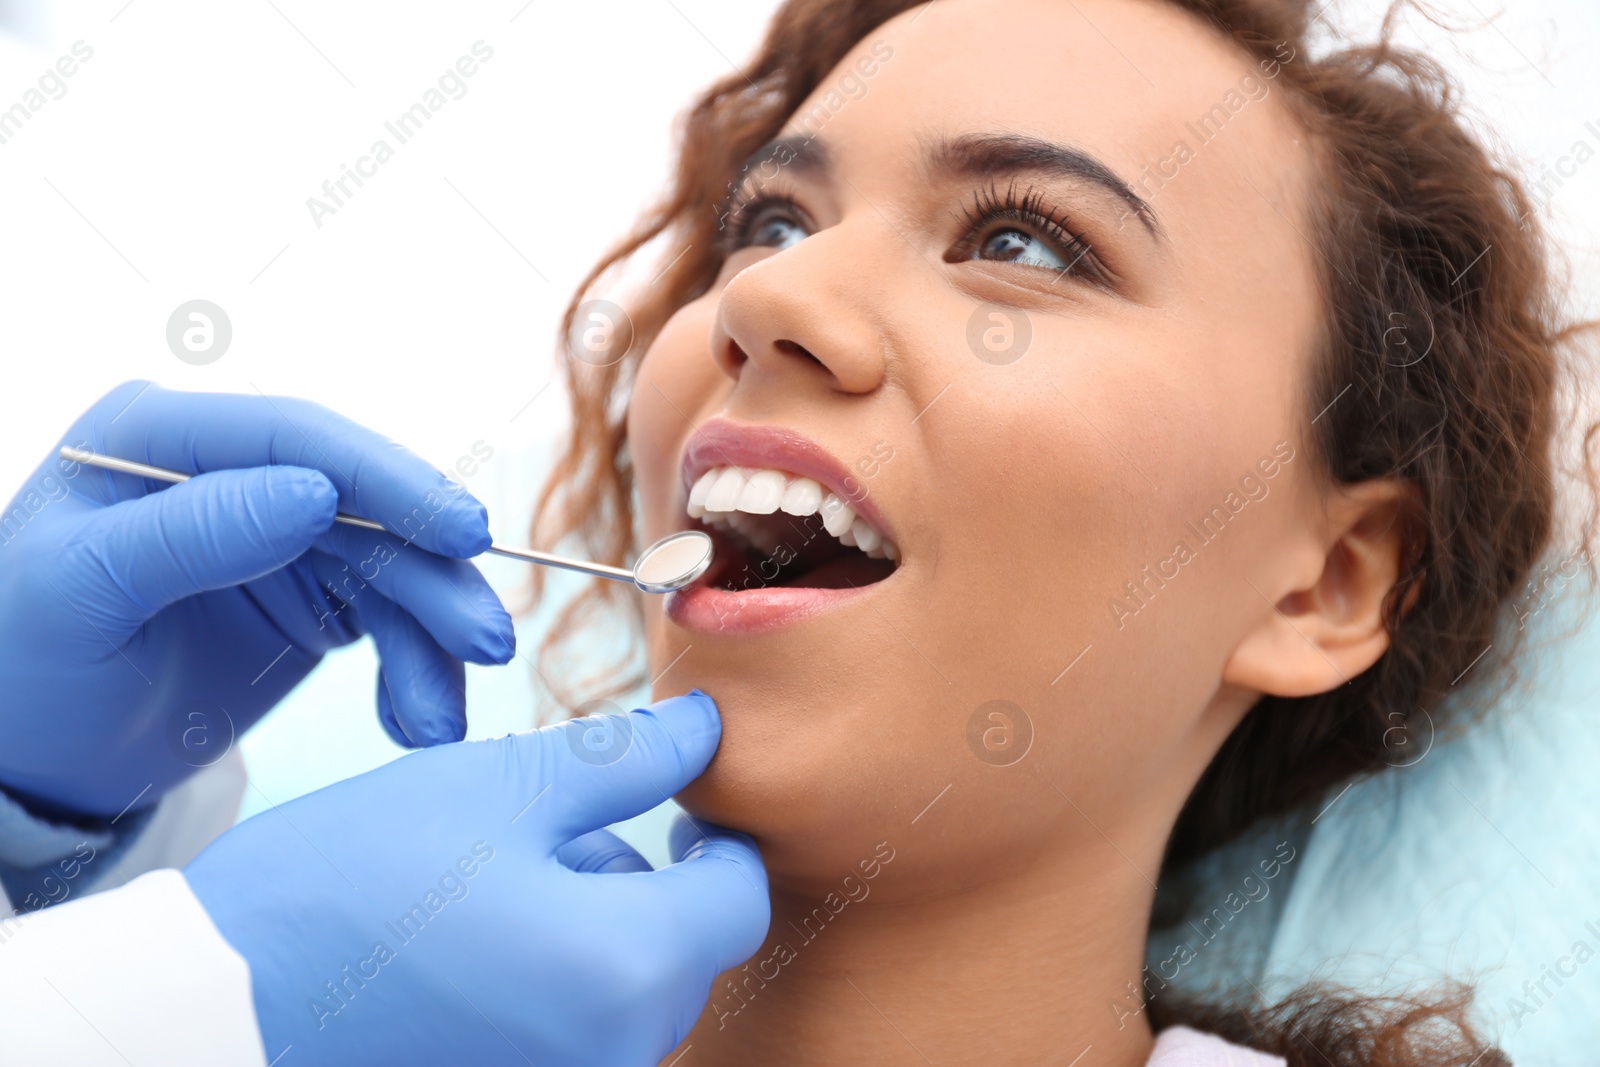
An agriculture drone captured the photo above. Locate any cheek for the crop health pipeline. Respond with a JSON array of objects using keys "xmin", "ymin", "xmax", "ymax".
[
  {"xmin": 888, "ymin": 333, "xmax": 1296, "ymax": 792},
  {"xmin": 628, "ymin": 299, "xmax": 726, "ymax": 541}
]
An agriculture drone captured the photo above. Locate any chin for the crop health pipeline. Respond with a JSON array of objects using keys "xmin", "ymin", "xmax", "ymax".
[{"xmin": 649, "ymin": 668, "xmax": 896, "ymax": 883}]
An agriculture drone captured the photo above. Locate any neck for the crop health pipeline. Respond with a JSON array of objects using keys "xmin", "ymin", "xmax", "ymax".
[{"xmin": 669, "ymin": 837, "xmax": 1161, "ymax": 1067}]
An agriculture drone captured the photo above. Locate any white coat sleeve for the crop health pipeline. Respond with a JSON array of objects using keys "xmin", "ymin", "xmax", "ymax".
[
  {"xmin": 89, "ymin": 745, "xmax": 251, "ymax": 895},
  {"xmin": 0, "ymin": 868, "xmax": 268, "ymax": 1066},
  {"xmin": 0, "ymin": 747, "xmax": 248, "ymax": 914}
]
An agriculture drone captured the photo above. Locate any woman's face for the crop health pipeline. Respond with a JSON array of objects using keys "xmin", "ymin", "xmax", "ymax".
[{"xmin": 627, "ymin": 0, "xmax": 1326, "ymax": 893}]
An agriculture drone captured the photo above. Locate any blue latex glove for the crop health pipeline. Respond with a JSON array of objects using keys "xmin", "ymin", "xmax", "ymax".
[
  {"xmin": 185, "ymin": 692, "xmax": 769, "ymax": 1067},
  {"xmin": 0, "ymin": 381, "xmax": 515, "ymax": 819}
]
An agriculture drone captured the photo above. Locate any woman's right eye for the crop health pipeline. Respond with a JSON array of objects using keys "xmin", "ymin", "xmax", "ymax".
[{"xmin": 726, "ymin": 198, "xmax": 811, "ymax": 252}]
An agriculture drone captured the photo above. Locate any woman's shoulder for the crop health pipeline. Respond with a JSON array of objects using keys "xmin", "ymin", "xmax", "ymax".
[{"xmin": 1147, "ymin": 1026, "xmax": 1287, "ymax": 1067}]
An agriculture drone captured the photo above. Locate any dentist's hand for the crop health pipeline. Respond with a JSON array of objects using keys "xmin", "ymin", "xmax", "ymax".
[
  {"xmin": 185, "ymin": 692, "xmax": 768, "ymax": 1067},
  {"xmin": 0, "ymin": 381, "xmax": 515, "ymax": 818}
]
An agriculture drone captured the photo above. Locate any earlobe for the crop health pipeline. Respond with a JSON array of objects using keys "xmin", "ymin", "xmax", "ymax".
[{"xmin": 1222, "ymin": 480, "xmax": 1417, "ymax": 699}]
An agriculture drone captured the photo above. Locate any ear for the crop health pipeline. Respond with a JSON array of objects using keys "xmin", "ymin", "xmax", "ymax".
[{"xmin": 1222, "ymin": 479, "xmax": 1418, "ymax": 698}]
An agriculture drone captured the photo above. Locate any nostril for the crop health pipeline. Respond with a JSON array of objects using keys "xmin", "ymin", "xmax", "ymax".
[
  {"xmin": 714, "ymin": 334, "xmax": 750, "ymax": 377},
  {"xmin": 774, "ymin": 339, "xmax": 824, "ymax": 369}
]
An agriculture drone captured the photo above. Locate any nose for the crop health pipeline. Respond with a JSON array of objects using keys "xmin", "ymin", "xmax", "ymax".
[{"xmin": 709, "ymin": 232, "xmax": 888, "ymax": 396}]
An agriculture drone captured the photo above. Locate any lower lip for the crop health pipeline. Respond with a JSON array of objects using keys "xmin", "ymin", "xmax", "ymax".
[{"xmin": 665, "ymin": 582, "xmax": 873, "ymax": 635}]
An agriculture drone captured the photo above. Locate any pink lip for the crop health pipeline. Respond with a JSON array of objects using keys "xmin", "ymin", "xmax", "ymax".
[
  {"xmin": 666, "ymin": 582, "xmax": 869, "ymax": 636},
  {"xmin": 678, "ymin": 419, "xmax": 894, "ymax": 539},
  {"xmin": 666, "ymin": 419, "xmax": 897, "ymax": 636}
]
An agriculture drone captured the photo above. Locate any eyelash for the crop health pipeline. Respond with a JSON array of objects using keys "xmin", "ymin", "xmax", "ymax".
[
  {"xmin": 714, "ymin": 181, "xmax": 1112, "ymax": 287},
  {"xmin": 716, "ymin": 189, "xmax": 803, "ymax": 252},
  {"xmin": 957, "ymin": 182, "xmax": 1110, "ymax": 286}
]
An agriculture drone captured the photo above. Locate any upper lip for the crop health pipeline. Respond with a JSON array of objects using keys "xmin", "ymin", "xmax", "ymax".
[{"xmin": 679, "ymin": 418, "xmax": 895, "ymax": 541}]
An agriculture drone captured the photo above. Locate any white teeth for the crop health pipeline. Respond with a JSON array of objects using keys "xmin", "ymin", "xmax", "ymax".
[
  {"xmin": 686, "ymin": 465, "xmax": 898, "ymax": 563},
  {"xmin": 851, "ymin": 518, "xmax": 880, "ymax": 555},
  {"xmin": 736, "ymin": 469, "xmax": 787, "ymax": 514},
  {"xmin": 705, "ymin": 467, "xmax": 748, "ymax": 512},
  {"xmin": 819, "ymin": 494, "xmax": 855, "ymax": 537},
  {"xmin": 686, "ymin": 469, "xmax": 717, "ymax": 519},
  {"xmin": 779, "ymin": 477, "xmax": 823, "ymax": 516}
]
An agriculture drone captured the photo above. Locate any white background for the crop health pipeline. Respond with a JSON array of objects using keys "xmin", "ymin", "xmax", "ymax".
[{"xmin": 0, "ymin": 0, "xmax": 1594, "ymax": 857}]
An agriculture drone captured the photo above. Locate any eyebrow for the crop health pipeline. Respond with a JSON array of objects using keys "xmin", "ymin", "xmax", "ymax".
[
  {"xmin": 734, "ymin": 131, "xmax": 1163, "ymax": 246},
  {"xmin": 734, "ymin": 135, "xmax": 831, "ymax": 185},
  {"xmin": 930, "ymin": 133, "xmax": 1164, "ymax": 244}
]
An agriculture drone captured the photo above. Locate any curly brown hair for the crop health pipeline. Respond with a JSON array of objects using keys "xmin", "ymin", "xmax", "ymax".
[{"xmin": 527, "ymin": 0, "xmax": 1598, "ymax": 1061}]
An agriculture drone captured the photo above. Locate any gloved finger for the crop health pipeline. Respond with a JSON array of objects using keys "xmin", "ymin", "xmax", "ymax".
[
  {"xmin": 375, "ymin": 670, "xmax": 419, "ymax": 749},
  {"xmin": 360, "ymin": 594, "xmax": 468, "ymax": 747},
  {"xmin": 309, "ymin": 525, "xmax": 513, "ymax": 665},
  {"xmin": 74, "ymin": 381, "xmax": 492, "ymax": 558},
  {"xmin": 558, "ymin": 829, "xmax": 654, "ymax": 873},
  {"xmin": 517, "ymin": 691, "xmax": 722, "ymax": 848},
  {"xmin": 649, "ymin": 814, "xmax": 770, "ymax": 970},
  {"xmin": 66, "ymin": 466, "xmax": 337, "ymax": 632}
]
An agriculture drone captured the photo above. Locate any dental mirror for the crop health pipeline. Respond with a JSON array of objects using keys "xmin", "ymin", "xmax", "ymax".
[
  {"xmin": 486, "ymin": 529, "xmax": 713, "ymax": 593},
  {"xmin": 59, "ymin": 447, "xmax": 714, "ymax": 595}
]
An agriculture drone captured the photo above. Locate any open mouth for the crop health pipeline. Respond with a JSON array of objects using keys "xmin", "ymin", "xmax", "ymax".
[
  {"xmin": 685, "ymin": 466, "xmax": 901, "ymax": 592},
  {"xmin": 665, "ymin": 420, "xmax": 902, "ymax": 635}
]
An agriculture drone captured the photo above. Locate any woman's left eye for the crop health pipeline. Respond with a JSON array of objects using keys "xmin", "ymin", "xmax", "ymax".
[
  {"xmin": 972, "ymin": 227, "xmax": 1074, "ymax": 272},
  {"xmin": 952, "ymin": 187, "xmax": 1109, "ymax": 287}
]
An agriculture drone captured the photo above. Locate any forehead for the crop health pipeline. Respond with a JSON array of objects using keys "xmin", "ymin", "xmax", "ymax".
[{"xmin": 785, "ymin": 0, "xmax": 1320, "ymax": 287}]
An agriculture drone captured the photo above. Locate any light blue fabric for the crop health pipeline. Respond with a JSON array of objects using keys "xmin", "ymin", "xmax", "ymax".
[
  {"xmin": 1147, "ymin": 565, "xmax": 1599, "ymax": 1064},
  {"xmin": 0, "ymin": 786, "xmax": 153, "ymax": 912}
]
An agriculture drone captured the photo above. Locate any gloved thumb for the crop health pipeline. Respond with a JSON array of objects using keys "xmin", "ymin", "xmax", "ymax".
[
  {"xmin": 557, "ymin": 828, "xmax": 654, "ymax": 873},
  {"xmin": 650, "ymin": 813, "xmax": 770, "ymax": 972},
  {"xmin": 70, "ymin": 466, "xmax": 338, "ymax": 630},
  {"xmin": 516, "ymin": 691, "xmax": 722, "ymax": 848}
]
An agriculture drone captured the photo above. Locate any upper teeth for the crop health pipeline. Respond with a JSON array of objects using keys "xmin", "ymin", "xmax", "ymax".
[{"xmin": 686, "ymin": 465, "xmax": 899, "ymax": 562}]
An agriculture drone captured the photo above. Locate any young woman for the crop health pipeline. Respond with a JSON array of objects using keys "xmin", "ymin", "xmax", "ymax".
[{"xmin": 531, "ymin": 0, "xmax": 1594, "ymax": 1063}]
